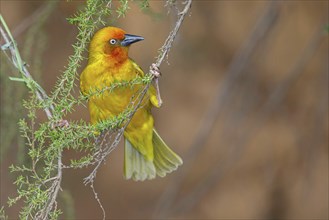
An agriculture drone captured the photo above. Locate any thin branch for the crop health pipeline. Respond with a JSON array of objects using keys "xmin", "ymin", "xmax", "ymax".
[
  {"xmin": 1, "ymin": 13, "xmax": 62, "ymax": 220},
  {"xmin": 83, "ymin": 0, "xmax": 192, "ymax": 184},
  {"xmin": 156, "ymin": 0, "xmax": 192, "ymax": 66},
  {"xmin": 1, "ymin": 0, "xmax": 193, "ymax": 218},
  {"xmin": 153, "ymin": 1, "xmax": 279, "ymax": 218},
  {"xmin": 90, "ymin": 183, "xmax": 106, "ymax": 220},
  {"xmin": 82, "ymin": 1, "xmax": 192, "ymax": 217},
  {"xmin": 152, "ymin": 0, "xmax": 192, "ymax": 105},
  {"xmin": 0, "ymin": 18, "xmax": 53, "ymax": 119},
  {"xmin": 37, "ymin": 160, "xmax": 62, "ymax": 220}
]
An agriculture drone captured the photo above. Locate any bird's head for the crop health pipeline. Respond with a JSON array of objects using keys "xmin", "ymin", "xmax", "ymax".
[{"xmin": 88, "ymin": 26, "xmax": 144, "ymax": 65}]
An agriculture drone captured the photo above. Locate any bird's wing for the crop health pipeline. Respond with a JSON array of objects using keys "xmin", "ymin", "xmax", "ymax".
[
  {"xmin": 80, "ymin": 67, "xmax": 89, "ymax": 96},
  {"xmin": 131, "ymin": 60, "xmax": 160, "ymax": 108},
  {"xmin": 148, "ymin": 86, "xmax": 160, "ymax": 108},
  {"xmin": 131, "ymin": 60, "xmax": 144, "ymax": 77}
]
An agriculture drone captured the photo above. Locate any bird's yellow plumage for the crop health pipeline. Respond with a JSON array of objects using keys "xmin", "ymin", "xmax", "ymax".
[{"xmin": 80, "ymin": 27, "xmax": 182, "ymax": 181}]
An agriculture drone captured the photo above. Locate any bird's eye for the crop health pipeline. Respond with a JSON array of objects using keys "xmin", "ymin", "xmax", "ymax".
[{"xmin": 109, "ymin": 39, "xmax": 117, "ymax": 45}]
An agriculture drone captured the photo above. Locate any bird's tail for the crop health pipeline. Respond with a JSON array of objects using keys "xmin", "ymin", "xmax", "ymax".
[
  {"xmin": 124, "ymin": 129, "xmax": 183, "ymax": 181},
  {"xmin": 152, "ymin": 129, "xmax": 183, "ymax": 178}
]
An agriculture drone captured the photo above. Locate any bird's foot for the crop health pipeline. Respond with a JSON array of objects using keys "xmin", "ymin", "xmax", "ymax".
[
  {"xmin": 149, "ymin": 63, "xmax": 161, "ymax": 78},
  {"xmin": 150, "ymin": 63, "xmax": 163, "ymax": 107}
]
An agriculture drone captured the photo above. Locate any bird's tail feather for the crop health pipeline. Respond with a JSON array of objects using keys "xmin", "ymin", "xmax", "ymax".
[
  {"xmin": 124, "ymin": 138, "xmax": 156, "ymax": 181},
  {"xmin": 124, "ymin": 129, "xmax": 183, "ymax": 181},
  {"xmin": 152, "ymin": 129, "xmax": 183, "ymax": 177}
]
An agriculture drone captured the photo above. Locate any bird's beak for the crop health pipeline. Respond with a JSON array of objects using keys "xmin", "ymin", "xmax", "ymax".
[{"xmin": 121, "ymin": 34, "xmax": 144, "ymax": 46}]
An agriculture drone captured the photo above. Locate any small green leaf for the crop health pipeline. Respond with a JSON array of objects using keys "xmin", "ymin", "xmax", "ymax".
[{"xmin": 9, "ymin": 77, "xmax": 25, "ymax": 82}]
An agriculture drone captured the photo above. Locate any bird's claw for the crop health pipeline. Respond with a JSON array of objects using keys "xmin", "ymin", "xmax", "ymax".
[
  {"xmin": 149, "ymin": 63, "xmax": 163, "ymax": 107},
  {"xmin": 150, "ymin": 63, "xmax": 161, "ymax": 78}
]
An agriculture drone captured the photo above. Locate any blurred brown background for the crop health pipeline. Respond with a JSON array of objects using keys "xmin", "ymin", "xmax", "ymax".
[{"xmin": 1, "ymin": 0, "xmax": 328, "ymax": 219}]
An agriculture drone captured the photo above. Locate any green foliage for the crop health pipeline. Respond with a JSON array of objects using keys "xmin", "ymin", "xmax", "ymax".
[
  {"xmin": 0, "ymin": 207, "xmax": 8, "ymax": 220},
  {"xmin": 137, "ymin": 0, "xmax": 163, "ymax": 21},
  {"xmin": 117, "ymin": 0, "xmax": 130, "ymax": 17},
  {"xmin": 1, "ymin": 0, "xmax": 160, "ymax": 219},
  {"xmin": 51, "ymin": 0, "xmax": 112, "ymax": 121},
  {"xmin": 0, "ymin": 0, "xmax": 55, "ymax": 165}
]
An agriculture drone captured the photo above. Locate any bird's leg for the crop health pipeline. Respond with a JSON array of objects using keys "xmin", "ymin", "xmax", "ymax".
[{"xmin": 150, "ymin": 63, "xmax": 163, "ymax": 107}]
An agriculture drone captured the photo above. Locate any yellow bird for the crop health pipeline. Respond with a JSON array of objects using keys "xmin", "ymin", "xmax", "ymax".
[{"xmin": 80, "ymin": 27, "xmax": 183, "ymax": 181}]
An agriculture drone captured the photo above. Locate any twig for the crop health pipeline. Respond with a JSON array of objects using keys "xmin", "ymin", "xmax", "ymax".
[
  {"xmin": 1, "ymin": 0, "xmax": 193, "ymax": 218},
  {"xmin": 83, "ymin": 90, "xmax": 148, "ymax": 219},
  {"xmin": 156, "ymin": 0, "xmax": 192, "ymax": 66},
  {"xmin": 0, "ymin": 19, "xmax": 53, "ymax": 119},
  {"xmin": 38, "ymin": 157, "xmax": 62, "ymax": 220},
  {"xmin": 1, "ymin": 14, "xmax": 63, "ymax": 220},
  {"xmin": 153, "ymin": 1, "xmax": 279, "ymax": 218},
  {"xmin": 151, "ymin": 0, "xmax": 192, "ymax": 106},
  {"xmin": 83, "ymin": 0, "xmax": 192, "ymax": 217},
  {"xmin": 90, "ymin": 183, "xmax": 106, "ymax": 220},
  {"xmin": 84, "ymin": 0, "xmax": 192, "ymax": 186}
]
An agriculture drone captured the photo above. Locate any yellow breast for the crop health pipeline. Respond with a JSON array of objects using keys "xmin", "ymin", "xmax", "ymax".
[{"xmin": 80, "ymin": 58, "xmax": 146, "ymax": 124}]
